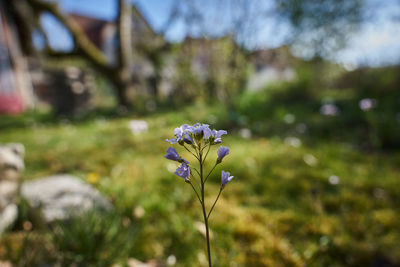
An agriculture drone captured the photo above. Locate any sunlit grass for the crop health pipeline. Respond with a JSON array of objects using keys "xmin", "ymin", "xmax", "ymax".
[{"xmin": 1, "ymin": 103, "xmax": 399, "ymax": 266}]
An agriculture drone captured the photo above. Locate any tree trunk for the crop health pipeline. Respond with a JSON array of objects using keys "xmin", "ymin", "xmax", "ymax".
[
  {"xmin": 114, "ymin": 0, "xmax": 133, "ymax": 108},
  {"xmin": 115, "ymin": 84, "xmax": 130, "ymax": 108},
  {"xmin": 24, "ymin": 0, "xmax": 135, "ymax": 109}
]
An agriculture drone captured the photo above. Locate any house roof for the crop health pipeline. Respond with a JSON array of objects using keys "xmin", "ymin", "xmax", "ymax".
[
  {"xmin": 250, "ymin": 46, "xmax": 298, "ymax": 70},
  {"xmin": 70, "ymin": 13, "xmax": 113, "ymax": 48},
  {"xmin": 69, "ymin": 5, "xmax": 156, "ymax": 48},
  {"xmin": 131, "ymin": 4, "xmax": 156, "ymax": 36}
]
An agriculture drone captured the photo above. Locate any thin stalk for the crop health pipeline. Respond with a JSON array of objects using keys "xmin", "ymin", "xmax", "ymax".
[
  {"xmin": 199, "ymin": 153, "xmax": 212, "ymax": 267},
  {"xmin": 190, "ymin": 173, "xmax": 202, "ymax": 192},
  {"xmin": 195, "ymin": 142, "xmax": 201, "ymax": 158},
  {"xmin": 207, "ymin": 188, "xmax": 222, "ymax": 220},
  {"xmin": 189, "ymin": 181, "xmax": 202, "ymax": 205},
  {"xmin": 204, "ymin": 163, "xmax": 218, "ymax": 184},
  {"xmin": 183, "ymin": 144, "xmax": 200, "ymax": 161},
  {"xmin": 193, "ymin": 167, "xmax": 201, "ymax": 177},
  {"xmin": 203, "ymin": 143, "xmax": 211, "ymax": 163}
]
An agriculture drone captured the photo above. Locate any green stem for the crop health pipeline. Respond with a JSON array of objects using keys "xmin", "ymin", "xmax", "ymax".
[
  {"xmin": 199, "ymin": 153, "xmax": 212, "ymax": 267},
  {"xmin": 189, "ymin": 181, "xmax": 202, "ymax": 205},
  {"xmin": 204, "ymin": 163, "xmax": 218, "ymax": 184},
  {"xmin": 203, "ymin": 144, "xmax": 211, "ymax": 163},
  {"xmin": 190, "ymin": 173, "xmax": 202, "ymax": 192},
  {"xmin": 193, "ymin": 167, "xmax": 201, "ymax": 177},
  {"xmin": 183, "ymin": 144, "xmax": 200, "ymax": 161},
  {"xmin": 207, "ymin": 188, "xmax": 222, "ymax": 220}
]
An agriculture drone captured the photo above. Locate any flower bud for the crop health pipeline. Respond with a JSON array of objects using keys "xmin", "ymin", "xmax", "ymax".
[{"xmin": 216, "ymin": 146, "xmax": 230, "ymax": 164}]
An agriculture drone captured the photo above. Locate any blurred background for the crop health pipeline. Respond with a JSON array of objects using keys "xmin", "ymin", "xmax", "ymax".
[{"xmin": 0, "ymin": 0, "xmax": 399, "ymax": 266}]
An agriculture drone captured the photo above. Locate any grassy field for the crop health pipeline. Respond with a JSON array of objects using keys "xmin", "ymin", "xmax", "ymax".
[{"xmin": 1, "ymin": 101, "xmax": 400, "ymax": 266}]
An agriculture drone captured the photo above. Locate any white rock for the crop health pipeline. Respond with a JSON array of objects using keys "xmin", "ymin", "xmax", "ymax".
[
  {"xmin": 0, "ymin": 205, "xmax": 17, "ymax": 234},
  {"xmin": 21, "ymin": 174, "xmax": 112, "ymax": 222},
  {"xmin": 0, "ymin": 143, "xmax": 24, "ymax": 172},
  {"xmin": 0, "ymin": 143, "xmax": 25, "ymax": 234}
]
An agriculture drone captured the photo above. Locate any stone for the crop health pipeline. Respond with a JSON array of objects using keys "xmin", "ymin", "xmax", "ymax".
[
  {"xmin": 0, "ymin": 143, "xmax": 25, "ymax": 234},
  {"xmin": 21, "ymin": 174, "xmax": 112, "ymax": 222}
]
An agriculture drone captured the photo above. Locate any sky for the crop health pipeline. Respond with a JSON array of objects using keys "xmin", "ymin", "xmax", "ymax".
[{"xmin": 39, "ymin": 0, "xmax": 400, "ymax": 67}]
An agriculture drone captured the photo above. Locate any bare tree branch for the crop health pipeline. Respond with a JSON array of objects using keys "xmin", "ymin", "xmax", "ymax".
[
  {"xmin": 160, "ymin": 0, "xmax": 180, "ymax": 35},
  {"xmin": 44, "ymin": 48, "xmax": 80, "ymax": 58},
  {"xmin": 24, "ymin": 0, "xmax": 136, "ymax": 107},
  {"xmin": 27, "ymin": 0, "xmax": 110, "ymax": 70}
]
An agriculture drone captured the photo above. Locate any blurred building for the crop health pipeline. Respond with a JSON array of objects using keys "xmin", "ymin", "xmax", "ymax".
[
  {"xmin": 70, "ymin": 6, "xmax": 158, "ymax": 62},
  {"xmin": 159, "ymin": 36, "xmax": 299, "ymax": 99},
  {"xmin": 31, "ymin": 66, "xmax": 96, "ymax": 115},
  {"xmin": 69, "ymin": 13, "xmax": 116, "ymax": 64},
  {"xmin": 0, "ymin": 0, "xmax": 301, "ymax": 114},
  {"xmin": 247, "ymin": 46, "xmax": 297, "ymax": 91},
  {"xmin": 0, "ymin": 1, "xmax": 95, "ymax": 115},
  {"xmin": 69, "ymin": 7, "xmax": 162, "ymax": 98},
  {"xmin": 0, "ymin": 3, "xmax": 159, "ymax": 115}
]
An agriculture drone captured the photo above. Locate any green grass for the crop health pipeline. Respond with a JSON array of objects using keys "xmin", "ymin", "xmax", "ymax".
[{"xmin": 1, "ymin": 102, "xmax": 400, "ymax": 266}]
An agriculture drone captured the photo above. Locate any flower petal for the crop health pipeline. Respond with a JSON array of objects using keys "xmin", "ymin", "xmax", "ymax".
[
  {"xmin": 174, "ymin": 163, "xmax": 190, "ymax": 180},
  {"xmin": 221, "ymin": 170, "xmax": 234, "ymax": 188}
]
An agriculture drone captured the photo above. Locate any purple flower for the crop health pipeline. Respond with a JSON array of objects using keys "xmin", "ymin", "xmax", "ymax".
[
  {"xmin": 174, "ymin": 163, "xmax": 190, "ymax": 181},
  {"xmin": 165, "ymin": 123, "xmax": 227, "ymax": 145},
  {"xmin": 166, "ymin": 124, "xmax": 192, "ymax": 144},
  {"xmin": 191, "ymin": 123, "xmax": 205, "ymax": 133},
  {"xmin": 320, "ymin": 103, "xmax": 339, "ymax": 116},
  {"xmin": 164, "ymin": 147, "xmax": 189, "ymax": 164},
  {"xmin": 217, "ymin": 146, "xmax": 230, "ymax": 164},
  {"xmin": 190, "ymin": 123, "xmax": 211, "ymax": 140},
  {"xmin": 164, "ymin": 147, "xmax": 180, "ymax": 161},
  {"xmin": 221, "ymin": 170, "xmax": 234, "ymax": 189},
  {"xmin": 183, "ymin": 133, "xmax": 194, "ymax": 144},
  {"xmin": 165, "ymin": 137, "xmax": 179, "ymax": 144},
  {"xmin": 177, "ymin": 124, "xmax": 192, "ymax": 135},
  {"xmin": 214, "ymin": 130, "xmax": 227, "ymax": 137},
  {"xmin": 359, "ymin": 98, "xmax": 377, "ymax": 111},
  {"xmin": 212, "ymin": 130, "xmax": 227, "ymax": 144},
  {"xmin": 203, "ymin": 127, "xmax": 213, "ymax": 139}
]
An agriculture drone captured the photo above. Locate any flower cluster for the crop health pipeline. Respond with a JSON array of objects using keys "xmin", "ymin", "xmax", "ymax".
[
  {"xmin": 166, "ymin": 123, "xmax": 227, "ymax": 146},
  {"xmin": 164, "ymin": 123, "xmax": 233, "ymax": 188},
  {"xmin": 163, "ymin": 123, "xmax": 235, "ymax": 266}
]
